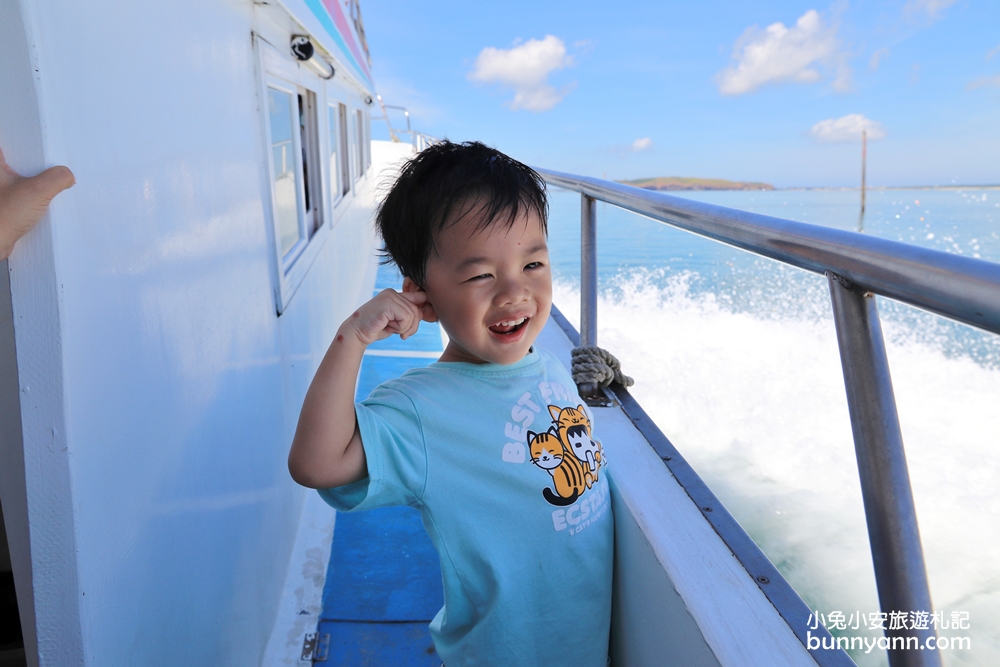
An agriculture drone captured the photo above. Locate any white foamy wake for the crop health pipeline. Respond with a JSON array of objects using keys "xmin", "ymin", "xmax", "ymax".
[{"xmin": 554, "ymin": 274, "xmax": 1000, "ymax": 667}]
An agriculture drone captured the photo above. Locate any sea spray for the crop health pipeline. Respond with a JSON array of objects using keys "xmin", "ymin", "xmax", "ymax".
[{"xmin": 553, "ymin": 273, "xmax": 1000, "ymax": 667}]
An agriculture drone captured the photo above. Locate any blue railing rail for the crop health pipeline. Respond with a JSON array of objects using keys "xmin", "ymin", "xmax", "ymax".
[{"xmin": 538, "ymin": 168, "xmax": 1000, "ymax": 667}]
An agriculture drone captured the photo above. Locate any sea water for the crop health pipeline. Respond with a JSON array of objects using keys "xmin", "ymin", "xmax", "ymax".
[{"xmin": 546, "ymin": 187, "xmax": 1000, "ymax": 667}]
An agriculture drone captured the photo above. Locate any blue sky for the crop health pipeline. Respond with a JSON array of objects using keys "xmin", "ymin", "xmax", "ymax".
[{"xmin": 364, "ymin": 0, "xmax": 1000, "ymax": 188}]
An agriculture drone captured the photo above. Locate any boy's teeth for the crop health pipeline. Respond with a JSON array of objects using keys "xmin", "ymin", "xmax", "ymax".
[{"xmin": 498, "ymin": 317, "xmax": 526, "ymax": 327}]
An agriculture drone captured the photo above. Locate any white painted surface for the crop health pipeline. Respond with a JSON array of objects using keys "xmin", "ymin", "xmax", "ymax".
[
  {"xmin": 536, "ymin": 319, "xmax": 818, "ymax": 666},
  {"xmin": 0, "ymin": 1, "xmax": 383, "ymax": 664},
  {"xmin": 260, "ymin": 138, "xmax": 410, "ymax": 666},
  {"xmin": 1, "ymin": 3, "xmax": 78, "ymax": 664},
  {"xmin": 611, "ymin": 490, "xmax": 721, "ymax": 667},
  {"xmin": 599, "ymin": 405, "xmax": 818, "ymax": 666},
  {"xmin": 259, "ymin": 492, "xmax": 337, "ymax": 667}
]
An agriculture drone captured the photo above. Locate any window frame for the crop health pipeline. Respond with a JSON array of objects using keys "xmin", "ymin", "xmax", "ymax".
[
  {"xmin": 264, "ymin": 80, "xmax": 309, "ymax": 265},
  {"xmin": 327, "ymin": 103, "xmax": 343, "ymax": 206},
  {"xmin": 363, "ymin": 111, "xmax": 371, "ymax": 172},
  {"xmin": 331, "ymin": 99, "xmax": 352, "ymax": 199},
  {"xmin": 355, "ymin": 109, "xmax": 365, "ymax": 181},
  {"xmin": 255, "ymin": 34, "xmax": 371, "ymax": 314},
  {"xmin": 299, "ymin": 88, "xmax": 323, "ymax": 241},
  {"xmin": 256, "ymin": 36, "xmax": 332, "ymax": 314},
  {"xmin": 348, "ymin": 108, "xmax": 359, "ymax": 185}
]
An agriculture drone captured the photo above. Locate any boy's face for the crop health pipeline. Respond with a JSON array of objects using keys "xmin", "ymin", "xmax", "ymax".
[{"xmin": 405, "ymin": 205, "xmax": 552, "ymax": 365}]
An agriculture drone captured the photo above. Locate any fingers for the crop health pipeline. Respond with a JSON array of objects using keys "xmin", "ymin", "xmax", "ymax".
[
  {"xmin": 395, "ymin": 293, "xmax": 423, "ymax": 340},
  {"xmin": 29, "ymin": 165, "xmax": 76, "ymax": 201},
  {"xmin": 0, "ymin": 155, "xmax": 75, "ymax": 260},
  {"xmin": 0, "ymin": 147, "xmax": 16, "ymax": 179},
  {"xmin": 399, "ymin": 289, "xmax": 427, "ymax": 305},
  {"xmin": 352, "ymin": 288, "xmax": 433, "ymax": 345},
  {"xmin": 0, "ymin": 149, "xmax": 75, "ymax": 193},
  {"xmin": 399, "ymin": 287, "xmax": 438, "ymax": 323},
  {"xmin": 372, "ymin": 289, "xmax": 422, "ymax": 341}
]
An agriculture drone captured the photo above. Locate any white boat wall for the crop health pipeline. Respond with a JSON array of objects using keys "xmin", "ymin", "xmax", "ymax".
[
  {"xmin": 0, "ymin": 0, "xmax": 859, "ymax": 665},
  {"xmin": 1, "ymin": 0, "xmax": 385, "ymax": 664}
]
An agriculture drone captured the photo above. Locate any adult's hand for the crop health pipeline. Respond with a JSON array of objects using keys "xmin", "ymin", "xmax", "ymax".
[{"xmin": 0, "ymin": 147, "xmax": 75, "ymax": 260}]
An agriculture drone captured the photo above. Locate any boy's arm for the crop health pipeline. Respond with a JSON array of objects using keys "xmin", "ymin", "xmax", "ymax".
[
  {"xmin": 0, "ymin": 147, "xmax": 75, "ymax": 260},
  {"xmin": 288, "ymin": 288, "xmax": 431, "ymax": 489}
]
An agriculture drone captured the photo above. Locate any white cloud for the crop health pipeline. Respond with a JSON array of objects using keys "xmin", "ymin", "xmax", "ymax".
[
  {"xmin": 869, "ymin": 47, "xmax": 889, "ymax": 71},
  {"xmin": 904, "ymin": 0, "xmax": 958, "ymax": 21},
  {"xmin": 469, "ymin": 35, "xmax": 573, "ymax": 112},
  {"xmin": 631, "ymin": 137, "xmax": 653, "ymax": 152},
  {"xmin": 967, "ymin": 75, "xmax": 1000, "ymax": 90},
  {"xmin": 717, "ymin": 10, "xmax": 848, "ymax": 95},
  {"xmin": 809, "ymin": 114, "xmax": 886, "ymax": 143}
]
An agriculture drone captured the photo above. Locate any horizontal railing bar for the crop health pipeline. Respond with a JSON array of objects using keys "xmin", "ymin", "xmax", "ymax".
[{"xmin": 537, "ymin": 168, "xmax": 1000, "ymax": 337}]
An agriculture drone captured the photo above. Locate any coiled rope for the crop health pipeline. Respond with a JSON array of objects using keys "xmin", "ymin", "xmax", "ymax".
[{"xmin": 571, "ymin": 346, "xmax": 634, "ymax": 389}]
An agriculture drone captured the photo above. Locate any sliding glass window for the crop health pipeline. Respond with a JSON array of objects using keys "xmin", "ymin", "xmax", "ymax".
[{"xmin": 268, "ymin": 87, "xmax": 302, "ymax": 258}]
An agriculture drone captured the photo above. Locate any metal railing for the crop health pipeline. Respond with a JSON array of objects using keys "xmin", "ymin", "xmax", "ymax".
[
  {"xmin": 373, "ymin": 95, "xmax": 439, "ymax": 152},
  {"xmin": 538, "ymin": 168, "xmax": 1000, "ymax": 667}
]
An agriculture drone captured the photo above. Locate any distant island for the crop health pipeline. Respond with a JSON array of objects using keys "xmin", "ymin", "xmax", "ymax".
[{"xmin": 621, "ymin": 176, "xmax": 775, "ymax": 191}]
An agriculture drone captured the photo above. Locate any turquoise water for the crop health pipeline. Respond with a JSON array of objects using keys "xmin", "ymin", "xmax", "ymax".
[
  {"xmin": 546, "ymin": 187, "xmax": 1000, "ymax": 667},
  {"xmin": 549, "ymin": 187, "xmax": 1000, "ymax": 366}
]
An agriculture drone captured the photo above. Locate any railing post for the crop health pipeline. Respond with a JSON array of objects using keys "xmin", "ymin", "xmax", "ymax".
[
  {"xmin": 827, "ymin": 273, "xmax": 940, "ymax": 667},
  {"xmin": 578, "ymin": 194, "xmax": 602, "ymax": 400},
  {"xmin": 581, "ymin": 194, "xmax": 597, "ymax": 347}
]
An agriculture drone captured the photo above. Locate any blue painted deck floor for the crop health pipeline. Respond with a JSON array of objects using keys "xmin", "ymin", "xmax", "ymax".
[{"xmin": 319, "ymin": 266, "xmax": 445, "ymax": 666}]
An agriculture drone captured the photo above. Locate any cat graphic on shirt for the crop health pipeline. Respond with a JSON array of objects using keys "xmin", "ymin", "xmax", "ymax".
[
  {"xmin": 548, "ymin": 405, "xmax": 603, "ymax": 483},
  {"xmin": 527, "ymin": 429, "xmax": 589, "ymax": 507}
]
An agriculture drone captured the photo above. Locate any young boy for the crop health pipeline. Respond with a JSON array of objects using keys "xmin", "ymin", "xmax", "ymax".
[{"xmin": 288, "ymin": 141, "xmax": 613, "ymax": 666}]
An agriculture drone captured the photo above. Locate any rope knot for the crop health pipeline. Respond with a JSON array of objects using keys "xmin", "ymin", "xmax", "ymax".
[{"xmin": 571, "ymin": 346, "xmax": 634, "ymax": 389}]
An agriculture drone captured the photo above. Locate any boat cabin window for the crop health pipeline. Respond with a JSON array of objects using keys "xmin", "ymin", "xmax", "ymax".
[
  {"xmin": 363, "ymin": 112, "xmax": 371, "ymax": 171},
  {"xmin": 328, "ymin": 105, "xmax": 341, "ymax": 202},
  {"xmin": 355, "ymin": 109, "xmax": 365, "ymax": 180},
  {"xmin": 256, "ymin": 33, "xmax": 371, "ymax": 314},
  {"xmin": 299, "ymin": 90, "xmax": 322, "ymax": 239},
  {"xmin": 267, "ymin": 87, "xmax": 302, "ymax": 258},
  {"xmin": 337, "ymin": 103, "xmax": 350, "ymax": 196},
  {"xmin": 266, "ymin": 84, "xmax": 322, "ymax": 263}
]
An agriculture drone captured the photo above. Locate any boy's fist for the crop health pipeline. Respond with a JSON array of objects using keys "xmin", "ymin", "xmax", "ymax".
[
  {"xmin": 0, "ymin": 147, "xmax": 76, "ymax": 260},
  {"xmin": 342, "ymin": 288, "xmax": 435, "ymax": 347}
]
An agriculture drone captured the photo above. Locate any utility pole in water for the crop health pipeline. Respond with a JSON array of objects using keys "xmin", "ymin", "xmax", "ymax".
[{"xmin": 861, "ymin": 129, "xmax": 867, "ymax": 215}]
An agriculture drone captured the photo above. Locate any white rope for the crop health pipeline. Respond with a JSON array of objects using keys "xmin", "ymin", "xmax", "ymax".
[{"xmin": 571, "ymin": 346, "xmax": 634, "ymax": 388}]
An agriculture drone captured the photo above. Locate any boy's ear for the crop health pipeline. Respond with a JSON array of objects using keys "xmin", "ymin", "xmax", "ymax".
[{"xmin": 402, "ymin": 277, "xmax": 439, "ymax": 323}]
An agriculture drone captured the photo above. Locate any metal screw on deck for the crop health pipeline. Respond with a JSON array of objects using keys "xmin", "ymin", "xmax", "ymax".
[{"xmin": 828, "ymin": 272, "xmax": 940, "ymax": 667}]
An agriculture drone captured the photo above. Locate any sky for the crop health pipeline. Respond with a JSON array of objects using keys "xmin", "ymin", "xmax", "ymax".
[{"xmin": 362, "ymin": 0, "xmax": 1000, "ymax": 188}]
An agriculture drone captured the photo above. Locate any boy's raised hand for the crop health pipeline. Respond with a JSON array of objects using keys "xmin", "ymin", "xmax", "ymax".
[
  {"xmin": 344, "ymin": 288, "xmax": 435, "ymax": 347},
  {"xmin": 0, "ymin": 147, "xmax": 76, "ymax": 260},
  {"xmin": 294, "ymin": 288, "xmax": 433, "ymax": 489}
]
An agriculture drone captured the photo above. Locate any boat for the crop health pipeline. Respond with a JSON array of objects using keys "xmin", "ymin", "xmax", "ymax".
[{"xmin": 2, "ymin": 1, "xmax": 997, "ymax": 666}]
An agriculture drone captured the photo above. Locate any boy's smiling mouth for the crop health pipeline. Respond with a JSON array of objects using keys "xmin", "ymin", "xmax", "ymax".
[{"xmin": 488, "ymin": 316, "xmax": 530, "ymax": 337}]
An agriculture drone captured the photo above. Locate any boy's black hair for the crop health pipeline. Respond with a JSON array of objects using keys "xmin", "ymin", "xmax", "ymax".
[{"xmin": 375, "ymin": 140, "xmax": 548, "ymax": 288}]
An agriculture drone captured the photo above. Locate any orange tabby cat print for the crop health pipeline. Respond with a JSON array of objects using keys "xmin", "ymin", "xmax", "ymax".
[
  {"xmin": 548, "ymin": 405, "xmax": 603, "ymax": 485},
  {"xmin": 527, "ymin": 429, "xmax": 588, "ymax": 506}
]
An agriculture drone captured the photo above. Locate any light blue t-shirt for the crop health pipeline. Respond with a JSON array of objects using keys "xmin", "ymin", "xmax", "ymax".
[{"xmin": 320, "ymin": 347, "xmax": 613, "ymax": 667}]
